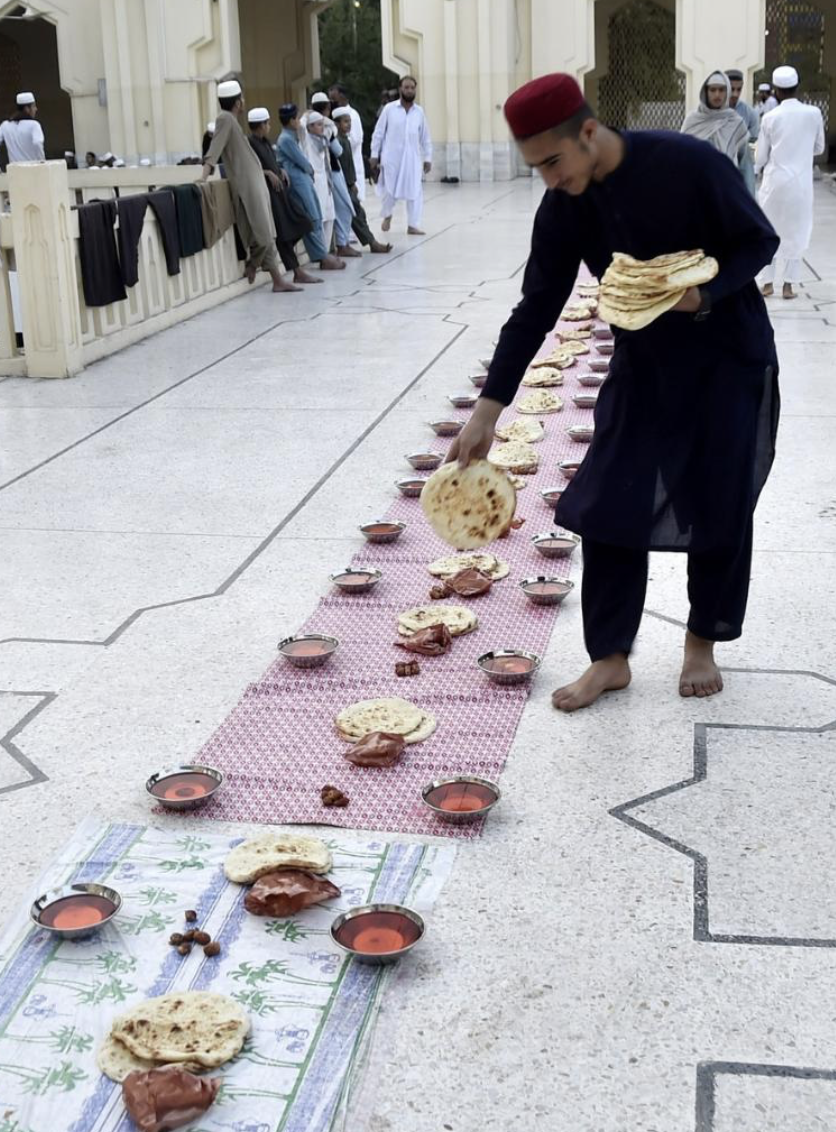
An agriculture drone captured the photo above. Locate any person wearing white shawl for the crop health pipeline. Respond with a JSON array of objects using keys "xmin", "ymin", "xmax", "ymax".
[
  {"xmin": 681, "ymin": 71, "xmax": 749, "ymax": 177},
  {"xmin": 301, "ymin": 110, "xmax": 336, "ymax": 251}
]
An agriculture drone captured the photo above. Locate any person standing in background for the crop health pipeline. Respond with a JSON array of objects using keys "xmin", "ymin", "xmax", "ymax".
[
  {"xmin": 756, "ymin": 83, "xmax": 778, "ymax": 116},
  {"xmin": 0, "ymin": 92, "xmax": 45, "ymax": 165},
  {"xmin": 370, "ymin": 75, "xmax": 432, "ymax": 235},
  {"xmin": 680, "ymin": 72, "xmax": 749, "ymax": 177},
  {"xmin": 328, "ymin": 82, "xmax": 366, "ymax": 201},
  {"xmin": 725, "ymin": 69, "xmax": 759, "ymax": 194},
  {"xmin": 276, "ymin": 103, "xmax": 345, "ymax": 272},
  {"xmin": 756, "ymin": 65, "xmax": 825, "ymax": 300},
  {"xmin": 333, "ymin": 108, "xmax": 391, "ymax": 253}
]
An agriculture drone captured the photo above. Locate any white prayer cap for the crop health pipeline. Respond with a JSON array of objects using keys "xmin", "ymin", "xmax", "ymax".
[
  {"xmin": 64, "ymin": 150, "xmax": 74, "ymax": 157},
  {"xmin": 306, "ymin": 110, "xmax": 324, "ymax": 125},
  {"xmin": 101, "ymin": 151, "xmax": 113, "ymax": 161},
  {"xmin": 311, "ymin": 91, "xmax": 330, "ymax": 105},
  {"xmin": 706, "ymin": 71, "xmax": 727, "ymax": 87},
  {"xmin": 758, "ymin": 83, "xmax": 772, "ymax": 92},
  {"xmin": 217, "ymin": 79, "xmax": 242, "ymax": 100},
  {"xmin": 139, "ymin": 157, "xmax": 152, "ymax": 166},
  {"xmin": 247, "ymin": 107, "xmax": 270, "ymax": 123},
  {"xmin": 15, "ymin": 92, "xmax": 35, "ymax": 106},
  {"xmin": 206, "ymin": 120, "xmax": 216, "ymax": 133},
  {"xmin": 114, "ymin": 158, "xmax": 125, "ymax": 167},
  {"xmin": 772, "ymin": 65, "xmax": 799, "ymax": 89},
  {"xmin": 332, "ymin": 106, "xmax": 351, "ymax": 120}
]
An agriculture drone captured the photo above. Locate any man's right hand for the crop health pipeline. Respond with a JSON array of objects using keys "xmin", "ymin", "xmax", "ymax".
[
  {"xmin": 201, "ymin": 163, "xmax": 213, "ymax": 181},
  {"xmin": 445, "ymin": 398, "xmax": 503, "ymax": 468}
]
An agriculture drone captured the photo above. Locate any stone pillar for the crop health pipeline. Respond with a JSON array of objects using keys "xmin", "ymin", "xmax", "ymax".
[
  {"xmin": 529, "ymin": 0, "xmax": 597, "ymax": 79},
  {"xmin": 676, "ymin": 0, "xmax": 766, "ymax": 110},
  {"xmin": 7, "ymin": 161, "xmax": 83, "ymax": 378}
]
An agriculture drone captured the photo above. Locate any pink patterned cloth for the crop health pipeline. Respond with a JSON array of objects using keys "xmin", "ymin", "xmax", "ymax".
[{"xmin": 193, "ymin": 312, "xmax": 608, "ymax": 837}]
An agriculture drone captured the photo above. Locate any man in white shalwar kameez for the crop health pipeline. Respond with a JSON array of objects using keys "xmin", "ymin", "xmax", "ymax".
[
  {"xmin": 370, "ymin": 76, "xmax": 432, "ymax": 235},
  {"xmin": 755, "ymin": 65, "xmax": 825, "ymax": 299}
]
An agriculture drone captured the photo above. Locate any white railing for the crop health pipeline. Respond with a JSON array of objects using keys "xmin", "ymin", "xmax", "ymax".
[{"xmin": 0, "ymin": 162, "xmax": 255, "ymax": 379}]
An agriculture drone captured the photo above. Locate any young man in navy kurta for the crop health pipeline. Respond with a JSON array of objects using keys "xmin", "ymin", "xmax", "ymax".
[{"xmin": 450, "ymin": 74, "xmax": 779, "ymax": 712}]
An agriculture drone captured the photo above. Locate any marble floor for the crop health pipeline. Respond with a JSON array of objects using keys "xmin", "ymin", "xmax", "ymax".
[{"xmin": 1, "ymin": 180, "xmax": 836, "ymax": 1131}]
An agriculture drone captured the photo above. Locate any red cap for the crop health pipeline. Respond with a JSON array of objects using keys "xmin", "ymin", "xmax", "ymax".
[{"xmin": 504, "ymin": 73, "xmax": 586, "ymax": 139}]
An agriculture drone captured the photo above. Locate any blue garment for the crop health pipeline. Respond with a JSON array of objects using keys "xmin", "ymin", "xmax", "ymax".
[
  {"xmin": 484, "ymin": 131, "xmax": 780, "ymax": 555},
  {"xmin": 329, "ymin": 138, "xmax": 356, "ymax": 247},
  {"xmin": 276, "ymin": 128, "xmax": 328, "ymax": 261}
]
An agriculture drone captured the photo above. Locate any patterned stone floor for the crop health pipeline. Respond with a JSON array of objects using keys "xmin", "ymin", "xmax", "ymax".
[{"xmin": 1, "ymin": 180, "xmax": 835, "ymax": 1131}]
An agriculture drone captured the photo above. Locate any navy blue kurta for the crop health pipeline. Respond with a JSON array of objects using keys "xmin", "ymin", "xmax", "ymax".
[{"xmin": 482, "ymin": 131, "xmax": 780, "ymax": 553}]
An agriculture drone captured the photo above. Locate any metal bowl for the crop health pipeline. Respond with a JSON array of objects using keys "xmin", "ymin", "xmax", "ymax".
[
  {"xmin": 577, "ymin": 372, "xmax": 605, "ymax": 388},
  {"xmin": 145, "ymin": 763, "xmax": 225, "ymax": 811},
  {"xmin": 360, "ymin": 520, "xmax": 406, "ymax": 544},
  {"xmin": 520, "ymin": 576, "xmax": 575, "ymax": 606},
  {"xmin": 396, "ymin": 477, "xmax": 426, "ymax": 498},
  {"xmin": 572, "ymin": 393, "xmax": 598, "ymax": 409},
  {"xmin": 331, "ymin": 904, "xmax": 425, "ymax": 966},
  {"xmin": 559, "ymin": 460, "xmax": 582, "ymax": 480},
  {"xmin": 278, "ymin": 634, "xmax": 340, "ymax": 668},
  {"xmin": 540, "ymin": 485, "xmax": 565, "ymax": 507},
  {"xmin": 567, "ymin": 425, "xmax": 594, "ymax": 444},
  {"xmin": 447, "ymin": 393, "xmax": 478, "ymax": 409},
  {"xmin": 405, "ymin": 451, "xmax": 443, "ymax": 471},
  {"xmin": 422, "ymin": 775, "xmax": 501, "ymax": 824},
  {"xmin": 596, "ymin": 341, "xmax": 614, "ymax": 356},
  {"xmin": 429, "ymin": 420, "xmax": 464, "ymax": 437},
  {"xmin": 589, "ymin": 359, "xmax": 610, "ymax": 373},
  {"xmin": 469, "ymin": 372, "xmax": 487, "ymax": 388},
  {"xmin": 592, "ymin": 326, "xmax": 613, "ymax": 340},
  {"xmin": 479, "ymin": 357, "xmax": 493, "ymax": 369},
  {"xmin": 531, "ymin": 531, "xmax": 581, "ymax": 559},
  {"xmin": 31, "ymin": 883, "xmax": 122, "ymax": 940},
  {"xmin": 477, "ymin": 649, "xmax": 542, "ymax": 686},
  {"xmin": 330, "ymin": 567, "xmax": 382, "ymax": 594}
]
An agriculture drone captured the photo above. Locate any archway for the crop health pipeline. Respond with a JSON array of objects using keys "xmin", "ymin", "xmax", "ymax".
[
  {"xmin": 587, "ymin": 0, "xmax": 686, "ymax": 130},
  {"xmin": 0, "ymin": 6, "xmax": 74, "ymax": 159}
]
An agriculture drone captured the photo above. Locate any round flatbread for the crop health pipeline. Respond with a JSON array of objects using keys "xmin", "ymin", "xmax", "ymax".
[
  {"xmin": 518, "ymin": 390, "xmax": 563, "ymax": 414},
  {"xmin": 495, "ymin": 419, "xmax": 545, "ymax": 444},
  {"xmin": 561, "ymin": 341, "xmax": 590, "ymax": 355},
  {"xmin": 225, "ymin": 834, "xmax": 332, "ymax": 884},
  {"xmin": 397, "ymin": 604, "xmax": 477, "ymax": 637},
  {"xmin": 96, "ymin": 1033, "xmax": 203, "ymax": 1083},
  {"xmin": 402, "ymin": 711, "xmax": 438, "ymax": 744},
  {"xmin": 336, "ymin": 697, "xmax": 424, "ymax": 741},
  {"xmin": 111, "ymin": 992, "xmax": 249, "ymax": 1070},
  {"xmin": 421, "ymin": 459, "xmax": 516, "ymax": 550},
  {"xmin": 562, "ymin": 307, "xmax": 593, "ymax": 322},
  {"xmin": 489, "ymin": 441, "xmax": 539, "ymax": 474},
  {"xmin": 523, "ymin": 366, "xmax": 565, "ymax": 388},
  {"xmin": 427, "ymin": 552, "xmax": 509, "ymax": 580},
  {"xmin": 598, "ymin": 289, "xmax": 686, "ymax": 331},
  {"xmin": 529, "ymin": 350, "xmax": 574, "ymax": 369}
]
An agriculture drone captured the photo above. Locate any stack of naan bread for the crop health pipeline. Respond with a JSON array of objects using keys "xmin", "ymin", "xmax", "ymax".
[
  {"xmin": 98, "ymin": 992, "xmax": 250, "ymax": 1082},
  {"xmin": 494, "ymin": 419, "xmax": 544, "ymax": 444},
  {"xmin": 599, "ymin": 250, "xmax": 718, "ymax": 331},
  {"xmin": 489, "ymin": 440, "xmax": 539, "ymax": 475},
  {"xmin": 336, "ymin": 696, "xmax": 438, "ymax": 744}
]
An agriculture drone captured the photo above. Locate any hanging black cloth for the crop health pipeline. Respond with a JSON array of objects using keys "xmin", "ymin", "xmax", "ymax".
[
  {"xmin": 146, "ymin": 190, "xmax": 181, "ymax": 276},
  {"xmin": 248, "ymin": 133, "xmax": 312, "ymax": 244},
  {"xmin": 116, "ymin": 194, "xmax": 149, "ymax": 287},
  {"xmin": 170, "ymin": 183, "xmax": 205, "ymax": 257},
  {"xmin": 77, "ymin": 199, "xmax": 126, "ymax": 307}
]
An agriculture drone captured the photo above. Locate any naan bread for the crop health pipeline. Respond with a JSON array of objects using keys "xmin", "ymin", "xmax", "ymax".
[
  {"xmin": 421, "ymin": 459, "xmax": 516, "ymax": 550},
  {"xmin": 397, "ymin": 604, "xmax": 477, "ymax": 637},
  {"xmin": 428, "ymin": 552, "xmax": 509, "ymax": 580},
  {"xmin": 495, "ymin": 418, "xmax": 545, "ymax": 444},
  {"xmin": 518, "ymin": 390, "xmax": 563, "ymax": 414},
  {"xmin": 96, "ymin": 1034, "xmax": 203, "ymax": 1083},
  {"xmin": 561, "ymin": 340, "xmax": 590, "ymax": 354},
  {"xmin": 489, "ymin": 441, "xmax": 539, "ymax": 474},
  {"xmin": 225, "ymin": 833, "xmax": 332, "ymax": 883},
  {"xmin": 599, "ymin": 290, "xmax": 686, "ymax": 331},
  {"xmin": 522, "ymin": 366, "xmax": 566, "ymax": 387},
  {"xmin": 111, "ymin": 993, "xmax": 249, "ymax": 1070},
  {"xmin": 336, "ymin": 697, "xmax": 424, "ymax": 741},
  {"xmin": 507, "ymin": 474, "xmax": 528, "ymax": 491},
  {"xmin": 529, "ymin": 350, "xmax": 574, "ymax": 369}
]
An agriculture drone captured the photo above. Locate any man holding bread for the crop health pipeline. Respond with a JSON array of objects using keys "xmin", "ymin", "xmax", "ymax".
[{"xmin": 450, "ymin": 74, "xmax": 780, "ymax": 712}]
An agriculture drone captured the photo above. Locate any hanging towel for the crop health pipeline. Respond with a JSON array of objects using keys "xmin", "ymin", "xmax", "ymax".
[
  {"xmin": 146, "ymin": 190, "xmax": 181, "ymax": 276},
  {"xmin": 199, "ymin": 180, "xmax": 235, "ymax": 248},
  {"xmin": 77, "ymin": 199, "xmax": 126, "ymax": 307},
  {"xmin": 116, "ymin": 194, "xmax": 149, "ymax": 287}
]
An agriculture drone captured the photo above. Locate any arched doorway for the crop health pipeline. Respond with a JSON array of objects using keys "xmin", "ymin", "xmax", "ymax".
[
  {"xmin": 588, "ymin": 0, "xmax": 686, "ymax": 130},
  {"xmin": 0, "ymin": 7, "xmax": 74, "ymax": 159},
  {"xmin": 756, "ymin": 0, "xmax": 833, "ymax": 154}
]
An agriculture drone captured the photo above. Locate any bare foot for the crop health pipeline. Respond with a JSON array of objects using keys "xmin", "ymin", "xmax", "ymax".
[
  {"xmin": 294, "ymin": 268, "xmax": 322, "ymax": 284},
  {"xmin": 407, "ymin": 226, "xmax": 426, "ymax": 235},
  {"xmin": 381, "ymin": 216, "xmax": 392, "ymax": 232},
  {"xmin": 783, "ymin": 283, "xmax": 797, "ymax": 300},
  {"xmin": 319, "ymin": 255, "xmax": 347, "ymax": 271},
  {"xmin": 679, "ymin": 631, "xmax": 724, "ymax": 698},
  {"xmin": 370, "ymin": 241, "xmax": 392, "ymax": 253},
  {"xmin": 272, "ymin": 280, "xmax": 303, "ymax": 292},
  {"xmin": 761, "ymin": 283, "xmax": 774, "ymax": 297},
  {"xmin": 337, "ymin": 245, "xmax": 363, "ymax": 258},
  {"xmin": 552, "ymin": 655, "xmax": 631, "ymax": 713}
]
